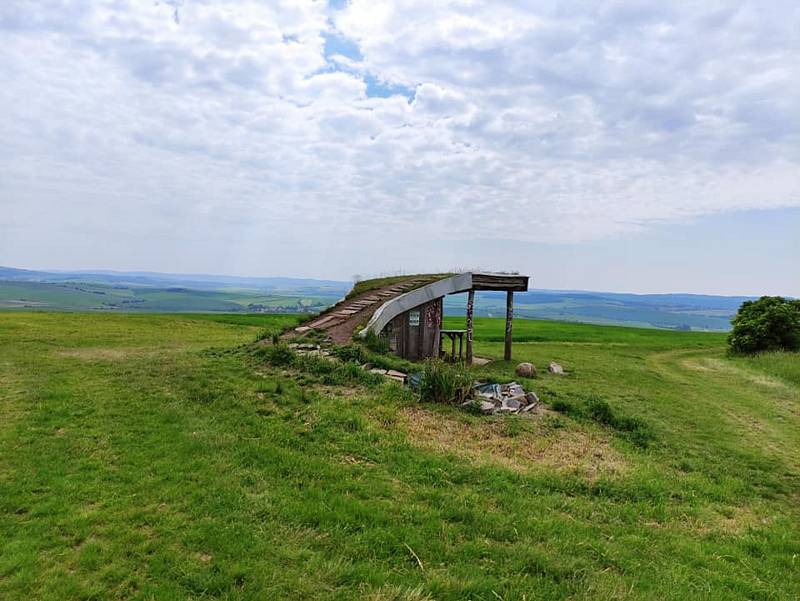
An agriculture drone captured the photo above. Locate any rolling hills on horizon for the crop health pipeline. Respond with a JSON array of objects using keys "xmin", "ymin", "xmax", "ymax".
[{"xmin": 0, "ymin": 265, "xmax": 758, "ymax": 331}]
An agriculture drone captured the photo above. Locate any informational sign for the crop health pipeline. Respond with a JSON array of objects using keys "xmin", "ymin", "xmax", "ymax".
[{"xmin": 408, "ymin": 310, "xmax": 420, "ymax": 327}]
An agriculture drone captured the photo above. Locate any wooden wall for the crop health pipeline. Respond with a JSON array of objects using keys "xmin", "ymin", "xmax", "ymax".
[{"xmin": 385, "ymin": 298, "xmax": 442, "ymax": 360}]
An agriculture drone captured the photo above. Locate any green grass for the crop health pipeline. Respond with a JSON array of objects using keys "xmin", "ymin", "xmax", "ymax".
[
  {"xmin": 0, "ymin": 281, "xmax": 130, "ymax": 309},
  {"xmin": 444, "ymin": 316, "xmax": 728, "ymax": 346},
  {"xmin": 1, "ymin": 313, "xmax": 798, "ymax": 600},
  {"xmin": 185, "ymin": 312, "xmax": 305, "ymax": 330},
  {"xmin": 346, "ymin": 274, "xmax": 451, "ymax": 300},
  {"xmin": 730, "ymin": 351, "xmax": 800, "ymax": 387}
]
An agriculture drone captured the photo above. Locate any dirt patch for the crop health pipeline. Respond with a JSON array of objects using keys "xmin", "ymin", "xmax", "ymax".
[
  {"xmin": 398, "ymin": 407, "xmax": 627, "ymax": 478},
  {"xmin": 684, "ymin": 504, "xmax": 774, "ymax": 536}
]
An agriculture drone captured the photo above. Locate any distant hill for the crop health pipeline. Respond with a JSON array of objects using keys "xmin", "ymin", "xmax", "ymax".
[
  {"xmin": 0, "ymin": 266, "xmax": 350, "ymax": 295},
  {"xmin": 444, "ymin": 289, "xmax": 753, "ymax": 331},
  {"xmin": 0, "ymin": 266, "xmax": 349, "ymax": 314},
  {"xmin": 0, "ymin": 266, "xmax": 756, "ymax": 330}
]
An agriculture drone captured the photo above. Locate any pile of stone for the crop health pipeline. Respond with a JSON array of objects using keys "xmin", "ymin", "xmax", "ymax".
[
  {"xmin": 368, "ymin": 368, "xmax": 408, "ymax": 384},
  {"xmin": 288, "ymin": 342, "xmax": 333, "ymax": 358},
  {"xmin": 286, "ymin": 340, "xmax": 411, "ymax": 384},
  {"xmin": 467, "ymin": 381, "xmax": 539, "ymax": 415}
]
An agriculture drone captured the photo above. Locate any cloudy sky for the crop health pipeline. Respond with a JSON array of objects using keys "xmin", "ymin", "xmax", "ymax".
[{"xmin": 1, "ymin": 0, "xmax": 798, "ymax": 295}]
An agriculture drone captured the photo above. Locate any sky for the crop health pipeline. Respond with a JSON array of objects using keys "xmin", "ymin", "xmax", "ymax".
[{"xmin": 0, "ymin": 0, "xmax": 798, "ymax": 296}]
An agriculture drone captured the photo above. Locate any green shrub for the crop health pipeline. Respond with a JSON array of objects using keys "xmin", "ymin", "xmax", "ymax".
[
  {"xmin": 419, "ymin": 360, "xmax": 473, "ymax": 404},
  {"xmin": 585, "ymin": 397, "xmax": 615, "ymax": 426},
  {"xmin": 728, "ymin": 296, "xmax": 800, "ymax": 355},
  {"xmin": 254, "ymin": 330, "xmax": 272, "ymax": 342},
  {"xmin": 295, "ymin": 354, "xmax": 336, "ymax": 375},
  {"xmin": 262, "ymin": 343, "xmax": 296, "ymax": 367},
  {"xmin": 363, "ymin": 330, "xmax": 390, "ymax": 354},
  {"xmin": 615, "ymin": 416, "xmax": 653, "ymax": 448},
  {"xmin": 331, "ymin": 344, "xmax": 367, "ymax": 364},
  {"xmin": 551, "ymin": 399, "xmax": 575, "ymax": 414}
]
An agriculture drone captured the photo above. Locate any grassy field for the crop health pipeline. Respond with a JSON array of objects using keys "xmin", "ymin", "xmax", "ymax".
[
  {"xmin": 1, "ymin": 313, "xmax": 798, "ymax": 600},
  {"xmin": 0, "ymin": 281, "xmax": 334, "ymax": 313},
  {"xmin": 442, "ymin": 291, "xmax": 744, "ymax": 331}
]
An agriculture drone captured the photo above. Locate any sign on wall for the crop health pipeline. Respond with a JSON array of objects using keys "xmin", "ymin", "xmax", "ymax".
[{"xmin": 409, "ymin": 310, "xmax": 420, "ymax": 327}]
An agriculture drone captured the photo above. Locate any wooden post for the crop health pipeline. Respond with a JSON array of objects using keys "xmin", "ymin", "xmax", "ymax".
[
  {"xmin": 466, "ymin": 289, "xmax": 475, "ymax": 366},
  {"xmin": 504, "ymin": 290, "xmax": 514, "ymax": 361}
]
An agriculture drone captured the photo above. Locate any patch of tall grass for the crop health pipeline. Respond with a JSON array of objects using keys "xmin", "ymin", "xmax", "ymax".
[
  {"xmin": 419, "ymin": 360, "xmax": 473, "ymax": 404},
  {"xmin": 258, "ymin": 342, "xmax": 296, "ymax": 366},
  {"xmin": 733, "ymin": 350, "xmax": 800, "ymax": 387},
  {"xmin": 552, "ymin": 395, "xmax": 654, "ymax": 448},
  {"xmin": 256, "ymin": 342, "xmax": 383, "ymax": 387},
  {"xmin": 363, "ymin": 329, "xmax": 390, "ymax": 354}
]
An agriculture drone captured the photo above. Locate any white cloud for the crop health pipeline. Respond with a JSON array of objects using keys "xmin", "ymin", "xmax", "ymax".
[{"xmin": 0, "ymin": 0, "xmax": 798, "ymax": 278}]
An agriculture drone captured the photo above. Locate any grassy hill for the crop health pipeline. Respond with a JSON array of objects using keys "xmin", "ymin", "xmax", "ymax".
[{"xmin": 1, "ymin": 313, "xmax": 797, "ymax": 599}]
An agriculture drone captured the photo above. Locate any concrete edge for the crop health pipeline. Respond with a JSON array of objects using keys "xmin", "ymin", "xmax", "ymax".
[{"xmin": 359, "ymin": 273, "xmax": 474, "ymax": 337}]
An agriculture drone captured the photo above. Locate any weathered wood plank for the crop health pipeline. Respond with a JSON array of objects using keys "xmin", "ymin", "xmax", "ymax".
[
  {"xmin": 471, "ymin": 273, "xmax": 529, "ymax": 291},
  {"xmin": 466, "ymin": 289, "xmax": 475, "ymax": 366},
  {"xmin": 504, "ymin": 290, "xmax": 514, "ymax": 361}
]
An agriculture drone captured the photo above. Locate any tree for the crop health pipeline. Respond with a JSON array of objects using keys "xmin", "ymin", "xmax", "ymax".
[{"xmin": 728, "ymin": 296, "xmax": 800, "ymax": 354}]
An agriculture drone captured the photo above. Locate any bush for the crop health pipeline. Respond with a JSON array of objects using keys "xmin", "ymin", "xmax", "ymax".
[
  {"xmin": 728, "ymin": 296, "xmax": 800, "ymax": 354},
  {"xmin": 419, "ymin": 360, "xmax": 473, "ymax": 404},
  {"xmin": 363, "ymin": 330, "xmax": 390, "ymax": 354},
  {"xmin": 584, "ymin": 397, "xmax": 616, "ymax": 426},
  {"xmin": 550, "ymin": 399, "xmax": 575, "ymax": 414},
  {"xmin": 331, "ymin": 344, "xmax": 367, "ymax": 364},
  {"xmin": 262, "ymin": 343, "xmax": 296, "ymax": 367}
]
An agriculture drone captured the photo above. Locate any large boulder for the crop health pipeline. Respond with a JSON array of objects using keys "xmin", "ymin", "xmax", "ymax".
[{"xmin": 515, "ymin": 362, "xmax": 536, "ymax": 378}]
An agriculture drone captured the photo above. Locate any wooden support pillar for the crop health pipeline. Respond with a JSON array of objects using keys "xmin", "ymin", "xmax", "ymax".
[
  {"xmin": 466, "ymin": 289, "xmax": 475, "ymax": 366},
  {"xmin": 504, "ymin": 290, "xmax": 514, "ymax": 361}
]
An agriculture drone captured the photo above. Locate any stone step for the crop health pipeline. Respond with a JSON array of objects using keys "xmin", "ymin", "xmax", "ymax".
[{"xmin": 307, "ymin": 314, "xmax": 342, "ymax": 329}]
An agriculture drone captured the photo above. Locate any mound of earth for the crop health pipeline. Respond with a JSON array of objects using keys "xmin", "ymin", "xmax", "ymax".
[{"xmin": 293, "ymin": 275, "xmax": 444, "ymax": 344}]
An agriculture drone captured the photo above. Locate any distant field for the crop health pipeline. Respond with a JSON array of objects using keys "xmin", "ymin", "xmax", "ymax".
[
  {"xmin": 444, "ymin": 316, "xmax": 728, "ymax": 346},
  {"xmin": 444, "ymin": 291, "xmax": 741, "ymax": 331},
  {"xmin": 0, "ymin": 268, "xmax": 751, "ymax": 331},
  {"xmin": 1, "ymin": 312, "xmax": 797, "ymax": 599},
  {"xmin": 0, "ymin": 281, "xmax": 335, "ymax": 313}
]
